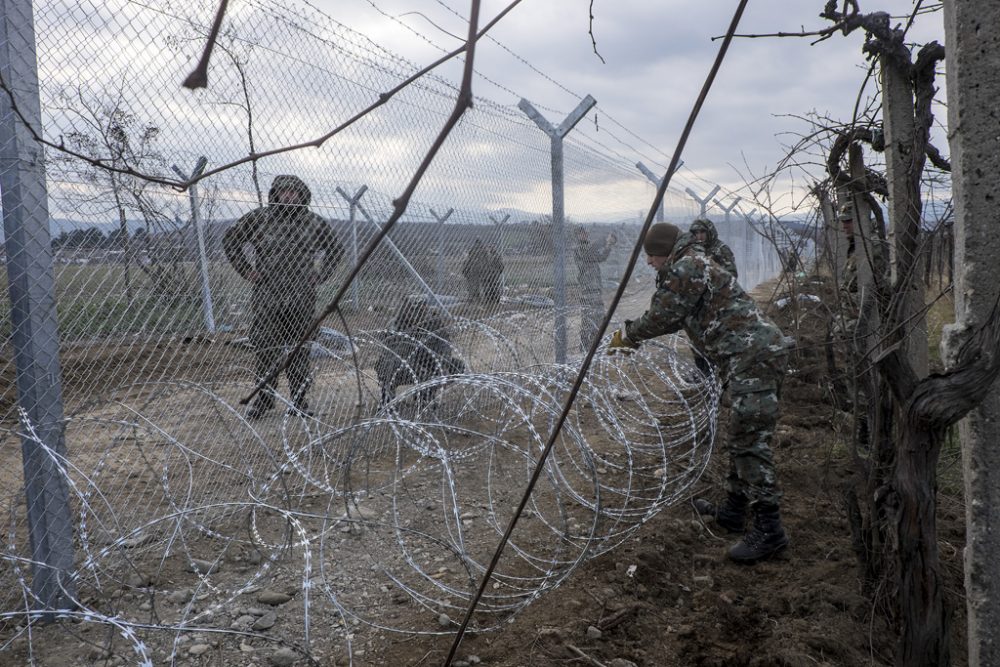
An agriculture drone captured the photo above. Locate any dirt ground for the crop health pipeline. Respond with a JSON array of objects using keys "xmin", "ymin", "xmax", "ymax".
[
  {"xmin": 370, "ymin": 274, "xmax": 968, "ymax": 667},
  {"xmin": 0, "ymin": 273, "xmax": 968, "ymax": 667}
]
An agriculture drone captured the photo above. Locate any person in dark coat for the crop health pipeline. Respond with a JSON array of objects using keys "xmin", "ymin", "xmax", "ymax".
[
  {"xmin": 573, "ymin": 226, "xmax": 616, "ymax": 351},
  {"xmin": 223, "ymin": 175, "xmax": 344, "ymax": 419},
  {"xmin": 375, "ymin": 297, "xmax": 465, "ymax": 405}
]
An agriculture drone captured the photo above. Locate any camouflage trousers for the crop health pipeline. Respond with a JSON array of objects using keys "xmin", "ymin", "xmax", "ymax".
[
  {"xmin": 250, "ymin": 289, "xmax": 315, "ymax": 406},
  {"xmin": 723, "ymin": 349, "xmax": 787, "ymax": 506}
]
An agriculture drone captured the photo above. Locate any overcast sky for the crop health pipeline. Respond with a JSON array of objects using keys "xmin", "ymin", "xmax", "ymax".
[{"xmin": 308, "ymin": 0, "xmax": 948, "ymax": 213}]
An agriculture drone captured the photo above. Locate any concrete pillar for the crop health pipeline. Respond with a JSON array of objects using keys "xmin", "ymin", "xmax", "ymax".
[
  {"xmin": 0, "ymin": 0, "xmax": 76, "ymax": 612},
  {"xmin": 881, "ymin": 56, "xmax": 929, "ymax": 376},
  {"xmin": 941, "ymin": 2, "xmax": 1000, "ymax": 664}
]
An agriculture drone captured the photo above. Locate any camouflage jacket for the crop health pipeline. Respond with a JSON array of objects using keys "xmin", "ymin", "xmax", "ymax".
[
  {"xmin": 691, "ymin": 219, "xmax": 738, "ymax": 277},
  {"xmin": 573, "ymin": 239, "xmax": 612, "ymax": 290},
  {"xmin": 223, "ymin": 183, "xmax": 343, "ymax": 296},
  {"xmin": 625, "ymin": 233, "xmax": 788, "ymax": 373},
  {"xmin": 462, "ymin": 242, "xmax": 504, "ymax": 280}
]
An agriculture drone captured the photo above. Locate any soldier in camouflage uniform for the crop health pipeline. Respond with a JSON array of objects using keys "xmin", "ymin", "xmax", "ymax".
[
  {"xmin": 607, "ymin": 222, "xmax": 792, "ymax": 563},
  {"xmin": 690, "ymin": 218, "xmax": 738, "ymax": 277},
  {"xmin": 573, "ymin": 226, "xmax": 617, "ymax": 351},
  {"xmin": 375, "ymin": 296, "xmax": 465, "ymax": 405},
  {"xmin": 224, "ymin": 175, "xmax": 344, "ymax": 420},
  {"xmin": 462, "ymin": 239, "xmax": 504, "ymax": 306}
]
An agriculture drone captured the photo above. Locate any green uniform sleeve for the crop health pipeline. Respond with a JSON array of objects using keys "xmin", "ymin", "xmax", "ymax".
[
  {"xmin": 625, "ymin": 257, "xmax": 706, "ymax": 342},
  {"xmin": 223, "ymin": 211, "xmax": 258, "ymax": 281}
]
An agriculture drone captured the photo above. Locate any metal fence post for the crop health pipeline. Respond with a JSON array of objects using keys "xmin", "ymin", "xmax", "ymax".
[
  {"xmin": 337, "ymin": 187, "xmax": 448, "ymax": 312},
  {"xmin": 171, "ymin": 157, "xmax": 214, "ymax": 333},
  {"xmin": 336, "ymin": 186, "xmax": 368, "ymax": 309},
  {"xmin": 636, "ymin": 160, "xmax": 683, "ymax": 223},
  {"xmin": 0, "ymin": 0, "xmax": 76, "ymax": 613},
  {"xmin": 684, "ymin": 185, "xmax": 721, "ymax": 220},
  {"xmin": 430, "ymin": 207, "xmax": 454, "ymax": 293},
  {"xmin": 518, "ymin": 95, "xmax": 597, "ymax": 364}
]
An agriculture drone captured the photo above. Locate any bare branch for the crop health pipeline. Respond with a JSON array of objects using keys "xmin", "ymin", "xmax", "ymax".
[
  {"xmin": 588, "ymin": 0, "xmax": 606, "ymax": 64},
  {"xmin": 182, "ymin": 0, "xmax": 230, "ymax": 89}
]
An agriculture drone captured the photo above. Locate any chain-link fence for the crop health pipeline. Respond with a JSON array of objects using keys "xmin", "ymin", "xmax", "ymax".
[{"xmin": 0, "ymin": 0, "xmax": 781, "ymax": 663}]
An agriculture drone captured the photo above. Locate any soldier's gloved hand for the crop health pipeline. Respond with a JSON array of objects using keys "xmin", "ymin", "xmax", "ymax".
[{"xmin": 607, "ymin": 329, "xmax": 639, "ymax": 356}]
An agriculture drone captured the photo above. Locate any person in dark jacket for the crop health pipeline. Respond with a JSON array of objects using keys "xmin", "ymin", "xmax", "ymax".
[
  {"xmin": 375, "ymin": 297, "xmax": 465, "ymax": 405},
  {"xmin": 462, "ymin": 239, "xmax": 504, "ymax": 305},
  {"xmin": 690, "ymin": 218, "xmax": 738, "ymax": 277},
  {"xmin": 608, "ymin": 223, "xmax": 792, "ymax": 563},
  {"xmin": 573, "ymin": 226, "xmax": 616, "ymax": 351},
  {"xmin": 223, "ymin": 175, "xmax": 344, "ymax": 419}
]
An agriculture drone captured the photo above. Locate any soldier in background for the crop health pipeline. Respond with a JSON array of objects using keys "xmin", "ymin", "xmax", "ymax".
[
  {"xmin": 223, "ymin": 175, "xmax": 344, "ymax": 420},
  {"xmin": 688, "ymin": 218, "xmax": 736, "ymax": 377},
  {"xmin": 573, "ymin": 226, "xmax": 617, "ymax": 351},
  {"xmin": 690, "ymin": 218, "xmax": 738, "ymax": 277},
  {"xmin": 608, "ymin": 223, "xmax": 793, "ymax": 563},
  {"xmin": 375, "ymin": 296, "xmax": 465, "ymax": 405},
  {"xmin": 462, "ymin": 239, "xmax": 504, "ymax": 305}
]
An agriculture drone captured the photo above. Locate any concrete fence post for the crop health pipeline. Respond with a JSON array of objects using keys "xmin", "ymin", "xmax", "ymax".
[
  {"xmin": 0, "ymin": 0, "xmax": 77, "ymax": 614},
  {"xmin": 941, "ymin": 1, "xmax": 1000, "ymax": 664}
]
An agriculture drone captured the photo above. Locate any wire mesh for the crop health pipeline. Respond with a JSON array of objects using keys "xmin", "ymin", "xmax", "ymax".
[{"xmin": 0, "ymin": 0, "xmax": 782, "ymax": 663}]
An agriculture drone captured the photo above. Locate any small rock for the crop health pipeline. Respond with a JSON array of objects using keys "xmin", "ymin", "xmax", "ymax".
[
  {"xmin": 233, "ymin": 615, "xmax": 256, "ymax": 628},
  {"xmin": 586, "ymin": 625, "xmax": 602, "ymax": 640},
  {"xmin": 253, "ymin": 612, "xmax": 277, "ymax": 631},
  {"xmin": 240, "ymin": 642, "xmax": 255, "ymax": 653},
  {"xmin": 122, "ymin": 533, "xmax": 153, "ymax": 548},
  {"xmin": 677, "ymin": 624, "xmax": 695, "ymax": 637},
  {"xmin": 452, "ymin": 661, "xmax": 469, "ymax": 667},
  {"xmin": 167, "ymin": 589, "xmax": 193, "ymax": 604},
  {"xmin": 270, "ymin": 647, "xmax": 298, "ymax": 666},
  {"xmin": 347, "ymin": 504, "xmax": 377, "ymax": 521},
  {"xmin": 138, "ymin": 601, "xmax": 152, "ymax": 612},
  {"xmin": 87, "ymin": 647, "xmax": 110, "ymax": 661},
  {"xmin": 257, "ymin": 590, "xmax": 292, "ymax": 606},
  {"xmin": 188, "ymin": 643, "xmax": 211, "ymax": 656},
  {"xmin": 188, "ymin": 559, "xmax": 219, "ymax": 575},
  {"xmin": 610, "ymin": 660, "xmax": 638, "ymax": 667},
  {"xmin": 437, "ymin": 613, "xmax": 451, "ymax": 628},
  {"xmin": 125, "ymin": 572, "xmax": 150, "ymax": 588},
  {"xmin": 467, "ymin": 655, "xmax": 482, "ymax": 665}
]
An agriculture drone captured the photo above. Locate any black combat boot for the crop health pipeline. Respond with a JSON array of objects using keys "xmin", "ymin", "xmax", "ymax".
[
  {"xmin": 246, "ymin": 394, "xmax": 274, "ymax": 421},
  {"xmin": 693, "ymin": 491, "xmax": 748, "ymax": 533},
  {"xmin": 727, "ymin": 502, "xmax": 789, "ymax": 564}
]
